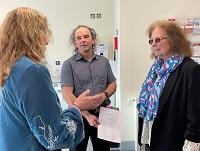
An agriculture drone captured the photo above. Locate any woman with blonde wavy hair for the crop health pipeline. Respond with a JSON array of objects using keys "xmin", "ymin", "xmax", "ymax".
[{"xmin": 0, "ymin": 7, "xmax": 104, "ymax": 151}]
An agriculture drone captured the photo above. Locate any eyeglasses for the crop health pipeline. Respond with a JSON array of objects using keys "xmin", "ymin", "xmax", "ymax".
[{"xmin": 148, "ymin": 37, "xmax": 167, "ymax": 45}]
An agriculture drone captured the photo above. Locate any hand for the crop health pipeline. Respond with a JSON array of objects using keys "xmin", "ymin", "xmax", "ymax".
[
  {"xmin": 86, "ymin": 114, "xmax": 100, "ymax": 128},
  {"xmin": 73, "ymin": 89, "xmax": 103, "ymax": 111}
]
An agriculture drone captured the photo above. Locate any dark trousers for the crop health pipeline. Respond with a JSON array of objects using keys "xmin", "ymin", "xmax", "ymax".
[
  {"xmin": 70, "ymin": 117, "xmax": 110, "ymax": 151},
  {"xmin": 145, "ymin": 144, "xmax": 150, "ymax": 151}
]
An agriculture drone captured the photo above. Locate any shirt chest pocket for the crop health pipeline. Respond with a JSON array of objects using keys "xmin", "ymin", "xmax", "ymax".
[{"xmin": 95, "ymin": 76, "xmax": 107, "ymax": 91}]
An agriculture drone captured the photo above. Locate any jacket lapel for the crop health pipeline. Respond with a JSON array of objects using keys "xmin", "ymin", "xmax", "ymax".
[{"xmin": 156, "ymin": 66, "xmax": 180, "ymax": 116}]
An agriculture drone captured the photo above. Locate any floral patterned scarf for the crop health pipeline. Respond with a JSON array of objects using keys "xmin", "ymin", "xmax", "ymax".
[{"xmin": 137, "ymin": 55, "xmax": 184, "ymax": 121}]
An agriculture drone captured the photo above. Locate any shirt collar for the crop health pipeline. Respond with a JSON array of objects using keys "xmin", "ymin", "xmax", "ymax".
[{"xmin": 75, "ymin": 51, "xmax": 99, "ymax": 61}]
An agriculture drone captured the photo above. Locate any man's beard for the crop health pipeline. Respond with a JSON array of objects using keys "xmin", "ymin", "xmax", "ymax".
[{"xmin": 82, "ymin": 46, "xmax": 92, "ymax": 53}]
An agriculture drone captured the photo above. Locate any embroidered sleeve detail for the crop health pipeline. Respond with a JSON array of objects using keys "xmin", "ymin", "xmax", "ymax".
[
  {"xmin": 33, "ymin": 115, "xmax": 59, "ymax": 149},
  {"xmin": 65, "ymin": 117, "xmax": 77, "ymax": 139}
]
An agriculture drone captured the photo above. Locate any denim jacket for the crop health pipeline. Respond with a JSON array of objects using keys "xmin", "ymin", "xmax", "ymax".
[{"xmin": 0, "ymin": 56, "xmax": 84, "ymax": 151}]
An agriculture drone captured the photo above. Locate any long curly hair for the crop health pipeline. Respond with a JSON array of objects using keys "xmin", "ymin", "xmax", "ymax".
[
  {"xmin": 0, "ymin": 7, "xmax": 52, "ymax": 86},
  {"xmin": 69, "ymin": 25, "xmax": 99, "ymax": 52}
]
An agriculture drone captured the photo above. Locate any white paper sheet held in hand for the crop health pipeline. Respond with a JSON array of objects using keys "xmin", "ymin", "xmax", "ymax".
[{"xmin": 98, "ymin": 107, "xmax": 121, "ymax": 143}]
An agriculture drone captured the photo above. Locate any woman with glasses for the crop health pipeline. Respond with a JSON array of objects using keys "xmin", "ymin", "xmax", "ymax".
[{"xmin": 137, "ymin": 20, "xmax": 200, "ymax": 151}]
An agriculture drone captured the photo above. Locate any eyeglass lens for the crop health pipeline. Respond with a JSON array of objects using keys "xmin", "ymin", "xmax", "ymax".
[{"xmin": 149, "ymin": 37, "xmax": 166, "ymax": 45}]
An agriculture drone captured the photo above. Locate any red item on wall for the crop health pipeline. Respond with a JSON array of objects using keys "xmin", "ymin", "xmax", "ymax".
[{"xmin": 114, "ymin": 36, "xmax": 118, "ymax": 50}]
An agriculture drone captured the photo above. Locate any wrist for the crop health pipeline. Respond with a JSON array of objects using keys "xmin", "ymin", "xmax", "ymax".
[
  {"xmin": 69, "ymin": 104, "xmax": 81, "ymax": 114},
  {"xmin": 103, "ymin": 91, "xmax": 109, "ymax": 99},
  {"xmin": 83, "ymin": 112, "xmax": 92, "ymax": 120},
  {"xmin": 71, "ymin": 102, "xmax": 80, "ymax": 110}
]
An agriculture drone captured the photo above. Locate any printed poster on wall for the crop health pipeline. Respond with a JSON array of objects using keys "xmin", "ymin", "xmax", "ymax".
[{"xmin": 171, "ymin": 17, "xmax": 200, "ymax": 64}]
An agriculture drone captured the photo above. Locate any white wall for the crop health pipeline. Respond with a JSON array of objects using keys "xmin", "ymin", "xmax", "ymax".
[
  {"xmin": 0, "ymin": 0, "xmax": 114, "ymax": 62},
  {"xmin": 119, "ymin": 0, "xmax": 200, "ymax": 149}
]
